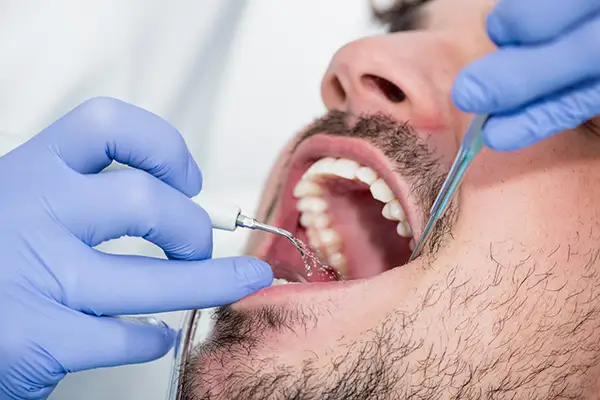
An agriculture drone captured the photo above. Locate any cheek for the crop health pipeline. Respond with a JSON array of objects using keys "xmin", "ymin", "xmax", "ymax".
[
  {"xmin": 254, "ymin": 135, "xmax": 305, "ymax": 221},
  {"xmin": 456, "ymin": 131, "xmax": 600, "ymax": 251},
  {"xmin": 252, "ymin": 283, "xmax": 399, "ymax": 358},
  {"xmin": 385, "ymin": 37, "xmax": 475, "ymax": 162}
]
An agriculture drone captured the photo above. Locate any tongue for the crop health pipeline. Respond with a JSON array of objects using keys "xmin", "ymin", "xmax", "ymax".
[{"xmin": 323, "ymin": 179, "xmax": 410, "ymax": 279}]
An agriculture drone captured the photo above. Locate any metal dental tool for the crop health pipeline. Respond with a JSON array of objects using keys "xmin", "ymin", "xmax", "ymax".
[
  {"xmin": 236, "ymin": 214, "xmax": 305, "ymax": 256},
  {"xmin": 192, "ymin": 193, "xmax": 305, "ymax": 256},
  {"xmin": 409, "ymin": 114, "xmax": 490, "ymax": 261}
]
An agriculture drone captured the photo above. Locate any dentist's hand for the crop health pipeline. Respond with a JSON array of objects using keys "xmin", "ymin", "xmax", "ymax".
[
  {"xmin": 0, "ymin": 97, "xmax": 273, "ymax": 399},
  {"xmin": 452, "ymin": 0, "xmax": 600, "ymax": 151}
]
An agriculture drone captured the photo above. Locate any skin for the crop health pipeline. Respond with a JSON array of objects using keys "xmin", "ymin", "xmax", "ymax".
[{"xmin": 183, "ymin": 0, "xmax": 600, "ymax": 398}]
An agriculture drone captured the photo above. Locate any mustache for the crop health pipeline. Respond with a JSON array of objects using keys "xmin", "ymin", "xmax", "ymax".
[
  {"xmin": 185, "ymin": 305, "xmax": 318, "ymax": 376},
  {"xmin": 206, "ymin": 304, "xmax": 317, "ymax": 348}
]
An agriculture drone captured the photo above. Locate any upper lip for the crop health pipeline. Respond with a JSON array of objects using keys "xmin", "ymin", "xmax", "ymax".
[{"xmin": 250, "ymin": 132, "xmax": 425, "ymax": 282}]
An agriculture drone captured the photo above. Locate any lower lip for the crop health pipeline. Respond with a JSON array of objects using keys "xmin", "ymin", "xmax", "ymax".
[{"xmin": 242, "ymin": 280, "xmax": 353, "ymax": 302}]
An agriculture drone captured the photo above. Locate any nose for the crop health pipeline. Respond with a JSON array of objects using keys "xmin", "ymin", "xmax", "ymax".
[{"xmin": 321, "ymin": 38, "xmax": 407, "ymax": 116}]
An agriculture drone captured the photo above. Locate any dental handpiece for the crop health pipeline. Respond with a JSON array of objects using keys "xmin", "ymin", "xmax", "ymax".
[{"xmin": 191, "ymin": 193, "xmax": 305, "ymax": 256}]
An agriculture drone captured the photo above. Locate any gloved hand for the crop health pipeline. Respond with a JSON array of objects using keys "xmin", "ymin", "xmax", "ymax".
[
  {"xmin": 452, "ymin": 0, "xmax": 600, "ymax": 151},
  {"xmin": 0, "ymin": 97, "xmax": 273, "ymax": 399}
]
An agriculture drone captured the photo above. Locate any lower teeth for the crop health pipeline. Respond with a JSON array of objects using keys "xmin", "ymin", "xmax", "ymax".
[{"xmin": 271, "ymin": 278, "xmax": 299, "ymax": 286}]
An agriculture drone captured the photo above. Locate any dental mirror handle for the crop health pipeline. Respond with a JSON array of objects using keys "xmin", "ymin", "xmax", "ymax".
[{"xmin": 191, "ymin": 192, "xmax": 242, "ymax": 231}]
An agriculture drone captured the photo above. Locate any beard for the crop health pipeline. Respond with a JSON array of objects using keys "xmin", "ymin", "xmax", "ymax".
[
  {"xmin": 179, "ymin": 113, "xmax": 600, "ymax": 400},
  {"xmin": 183, "ymin": 304, "xmax": 407, "ymax": 400}
]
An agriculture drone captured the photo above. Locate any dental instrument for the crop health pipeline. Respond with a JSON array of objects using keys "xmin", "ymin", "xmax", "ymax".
[
  {"xmin": 409, "ymin": 114, "xmax": 490, "ymax": 261},
  {"xmin": 192, "ymin": 193, "xmax": 305, "ymax": 256}
]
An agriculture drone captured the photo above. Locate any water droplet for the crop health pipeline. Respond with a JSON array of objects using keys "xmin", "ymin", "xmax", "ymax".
[{"xmin": 293, "ymin": 238, "xmax": 340, "ymax": 281}]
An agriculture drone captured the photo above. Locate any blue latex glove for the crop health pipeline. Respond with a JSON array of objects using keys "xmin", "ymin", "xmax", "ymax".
[
  {"xmin": 0, "ymin": 97, "xmax": 273, "ymax": 399},
  {"xmin": 452, "ymin": 0, "xmax": 600, "ymax": 151}
]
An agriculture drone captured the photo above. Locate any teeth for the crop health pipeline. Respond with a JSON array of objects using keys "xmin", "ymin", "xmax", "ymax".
[
  {"xmin": 296, "ymin": 197, "xmax": 328, "ymax": 213},
  {"xmin": 313, "ymin": 213, "xmax": 330, "ymax": 229},
  {"xmin": 370, "ymin": 179, "xmax": 395, "ymax": 203},
  {"xmin": 306, "ymin": 227, "xmax": 347, "ymax": 277},
  {"xmin": 405, "ymin": 222, "xmax": 413, "ymax": 237},
  {"xmin": 382, "ymin": 199, "xmax": 406, "ymax": 222},
  {"xmin": 299, "ymin": 213, "xmax": 315, "ymax": 228},
  {"xmin": 306, "ymin": 228, "xmax": 322, "ymax": 248},
  {"xmin": 271, "ymin": 278, "xmax": 300, "ymax": 286},
  {"xmin": 293, "ymin": 157, "xmax": 417, "ymax": 277},
  {"xmin": 300, "ymin": 213, "xmax": 330, "ymax": 229},
  {"xmin": 293, "ymin": 180, "xmax": 322, "ymax": 197},
  {"xmin": 396, "ymin": 221, "xmax": 412, "ymax": 238},
  {"xmin": 356, "ymin": 167, "xmax": 378, "ymax": 185},
  {"xmin": 329, "ymin": 252, "xmax": 348, "ymax": 275},
  {"xmin": 305, "ymin": 157, "xmax": 336, "ymax": 177},
  {"xmin": 331, "ymin": 158, "xmax": 360, "ymax": 180},
  {"xmin": 320, "ymin": 228, "xmax": 342, "ymax": 253}
]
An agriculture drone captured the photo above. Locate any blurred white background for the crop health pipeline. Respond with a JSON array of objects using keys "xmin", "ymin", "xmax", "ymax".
[{"xmin": 0, "ymin": 1, "xmax": 384, "ymax": 398}]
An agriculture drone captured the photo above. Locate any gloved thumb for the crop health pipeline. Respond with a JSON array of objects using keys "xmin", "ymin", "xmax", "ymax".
[
  {"xmin": 51, "ymin": 315, "xmax": 177, "ymax": 373},
  {"xmin": 67, "ymin": 254, "xmax": 274, "ymax": 316}
]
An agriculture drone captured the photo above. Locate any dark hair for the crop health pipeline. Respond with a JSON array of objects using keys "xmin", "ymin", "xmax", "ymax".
[{"xmin": 371, "ymin": 0, "xmax": 433, "ymax": 32}]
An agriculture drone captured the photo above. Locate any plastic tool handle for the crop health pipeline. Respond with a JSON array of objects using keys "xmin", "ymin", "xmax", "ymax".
[{"xmin": 191, "ymin": 192, "xmax": 241, "ymax": 231}]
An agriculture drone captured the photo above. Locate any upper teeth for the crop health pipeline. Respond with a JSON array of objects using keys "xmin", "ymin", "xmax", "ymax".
[
  {"xmin": 293, "ymin": 157, "xmax": 415, "ymax": 275},
  {"xmin": 356, "ymin": 166, "xmax": 378, "ymax": 185},
  {"xmin": 331, "ymin": 158, "xmax": 360, "ymax": 179},
  {"xmin": 370, "ymin": 179, "xmax": 395, "ymax": 203},
  {"xmin": 296, "ymin": 197, "xmax": 328, "ymax": 213},
  {"xmin": 293, "ymin": 181, "xmax": 322, "ymax": 197},
  {"xmin": 382, "ymin": 200, "xmax": 405, "ymax": 221}
]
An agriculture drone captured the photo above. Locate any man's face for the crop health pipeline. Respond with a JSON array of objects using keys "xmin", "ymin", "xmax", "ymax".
[{"xmin": 185, "ymin": 0, "xmax": 600, "ymax": 398}]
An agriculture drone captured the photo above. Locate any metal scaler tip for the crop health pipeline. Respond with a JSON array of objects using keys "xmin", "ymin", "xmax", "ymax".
[{"xmin": 236, "ymin": 215, "xmax": 305, "ymax": 257}]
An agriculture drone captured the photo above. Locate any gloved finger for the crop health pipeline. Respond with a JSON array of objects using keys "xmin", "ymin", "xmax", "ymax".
[
  {"xmin": 48, "ymin": 314, "xmax": 177, "ymax": 373},
  {"xmin": 35, "ymin": 97, "xmax": 202, "ymax": 197},
  {"xmin": 0, "ymin": 378, "xmax": 59, "ymax": 400},
  {"xmin": 54, "ymin": 168, "xmax": 213, "ymax": 260},
  {"xmin": 482, "ymin": 79, "xmax": 600, "ymax": 151},
  {"xmin": 452, "ymin": 16, "xmax": 600, "ymax": 114},
  {"xmin": 65, "ymin": 251, "xmax": 273, "ymax": 316},
  {"xmin": 487, "ymin": 0, "xmax": 600, "ymax": 45}
]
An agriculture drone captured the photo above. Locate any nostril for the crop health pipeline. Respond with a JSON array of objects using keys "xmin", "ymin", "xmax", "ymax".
[
  {"xmin": 362, "ymin": 74, "xmax": 406, "ymax": 103},
  {"xmin": 330, "ymin": 75, "xmax": 346, "ymax": 104}
]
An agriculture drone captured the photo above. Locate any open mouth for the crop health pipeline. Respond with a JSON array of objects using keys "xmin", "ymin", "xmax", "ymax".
[{"xmin": 254, "ymin": 133, "xmax": 423, "ymax": 286}]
